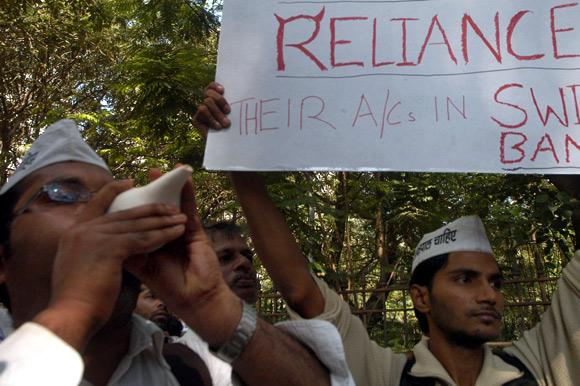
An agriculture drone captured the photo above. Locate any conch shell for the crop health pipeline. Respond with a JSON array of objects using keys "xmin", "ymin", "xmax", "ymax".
[{"xmin": 108, "ymin": 165, "xmax": 193, "ymax": 213}]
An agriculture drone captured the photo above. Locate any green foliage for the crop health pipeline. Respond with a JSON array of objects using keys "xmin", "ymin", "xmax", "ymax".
[
  {"xmin": 257, "ymin": 171, "xmax": 574, "ymax": 348},
  {"xmin": 2, "ymin": 0, "xmax": 576, "ymax": 349},
  {"xmin": 1, "ymin": 0, "xmax": 218, "ymax": 184},
  {"xmin": 0, "ymin": 0, "xmax": 119, "ymax": 180}
]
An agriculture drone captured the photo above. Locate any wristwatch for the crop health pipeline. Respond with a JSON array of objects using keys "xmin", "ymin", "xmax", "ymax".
[{"xmin": 212, "ymin": 301, "xmax": 257, "ymax": 363}]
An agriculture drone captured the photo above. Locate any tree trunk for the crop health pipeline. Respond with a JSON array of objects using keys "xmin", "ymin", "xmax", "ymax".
[{"xmin": 328, "ymin": 172, "xmax": 348, "ymax": 290}]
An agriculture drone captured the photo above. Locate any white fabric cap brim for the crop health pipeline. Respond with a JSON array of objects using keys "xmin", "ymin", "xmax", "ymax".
[
  {"xmin": 0, "ymin": 119, "xmax": 110, "ymax": 195},
  {"xmin": 412, "ymin": 215, "xmax": 493, "ymax": 273}
]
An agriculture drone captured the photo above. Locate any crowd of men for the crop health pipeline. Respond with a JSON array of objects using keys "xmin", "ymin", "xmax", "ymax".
[{"xmin": 0, "ymin": 82, "xmax": 577, "ymax": 386}]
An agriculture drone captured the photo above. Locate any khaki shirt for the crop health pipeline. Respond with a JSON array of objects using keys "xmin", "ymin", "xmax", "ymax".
[{"xmin": 287, "ymin": 251, "xmax": 580, "ymax": 386}]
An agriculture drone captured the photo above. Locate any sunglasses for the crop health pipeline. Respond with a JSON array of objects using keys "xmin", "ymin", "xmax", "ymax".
[{"xmin": 12, "ymin": 180, "xmax": 93, "ymax": 218}]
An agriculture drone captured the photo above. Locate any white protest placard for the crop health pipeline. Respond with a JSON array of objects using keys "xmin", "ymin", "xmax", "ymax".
[{"xmin": 204, "ymin": 0, "xmax": 580, "ymax": 173}]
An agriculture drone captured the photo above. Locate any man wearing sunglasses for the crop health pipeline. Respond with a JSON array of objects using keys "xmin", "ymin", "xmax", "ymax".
[{"xmin": 0, "ymin": 119, "xmax": 353, "ymax": 386}]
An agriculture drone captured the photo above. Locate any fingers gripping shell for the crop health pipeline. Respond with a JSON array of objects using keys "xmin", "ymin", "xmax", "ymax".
[{"xmin": 107, "ymin": 165, "xmax": 193, "ymax": 213}]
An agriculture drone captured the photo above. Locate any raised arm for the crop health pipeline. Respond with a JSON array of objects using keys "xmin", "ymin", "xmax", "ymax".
[
  {"xmin": 230, "ymin": 172, "xmax": 324, "ymax": 317},
  {"xmin": 195, "ymin": 83, "xmax": 404, "ymax": 386},
  {"xmin": 194, "ymin": 82, "xmax": 324, "ymax": 318},
  {"xmin": 504, "ymin": 174, "xmax": 580, "ymax": 384}
]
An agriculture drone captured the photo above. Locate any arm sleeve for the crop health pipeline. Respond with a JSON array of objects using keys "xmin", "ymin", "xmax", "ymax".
[
  {"xmin": 285, "ymin": 275, "xmax": 407, "ymax": 386},
  {"xmin": 506, "ymin": 250, "xmax": 580, "ymax": 385},
  {"xmin": 0, "ymin": 322, "xmax": 84, "ymax": 386}
]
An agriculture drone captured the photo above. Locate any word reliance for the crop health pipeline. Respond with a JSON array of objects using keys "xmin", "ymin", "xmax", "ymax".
[{"xmin": 276, "ymin": 3, "xmax": 580, "ymax": 73}]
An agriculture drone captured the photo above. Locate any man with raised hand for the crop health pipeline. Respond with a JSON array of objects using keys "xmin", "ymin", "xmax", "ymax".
[
  {"xmin": 195, "ymin": 82, "xmax": 580, "ymax": 386},
  {"xmin": 0, "ymin": 119, "xmax": 353, "ymax": 386}
]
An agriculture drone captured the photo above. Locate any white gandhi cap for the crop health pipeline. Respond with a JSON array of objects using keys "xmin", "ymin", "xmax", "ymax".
[
  {"xmin": 412, "ymin": 215, "xmax": 493, "ymax": 273},
  {"xmin": 0, "ymin": 119, "xmax": 110, "ymax": 195}
]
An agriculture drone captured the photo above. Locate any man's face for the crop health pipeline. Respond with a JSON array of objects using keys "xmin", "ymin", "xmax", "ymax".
[
  {"xmin": 135, "ymin": 285, "xmax": 170, "ymax": 328},
  {"xmin": 209, "ymin": 231, "xmax": 259, "ymax": 304},
  {"xmin": 427, "ymin": 251, "xmax": 504, "ymax": 347},
  {"xmin": 0, "ymin": 162, "xmax": 120, "ymax": 326}
]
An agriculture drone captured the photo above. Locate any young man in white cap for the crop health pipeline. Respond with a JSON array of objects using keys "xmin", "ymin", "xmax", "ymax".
[
  {"xmin": 0, "ymin": 119, "xmax": 354, "ymax": 385},
  {"xmin": 195, "ymin": 82, "xmax": 580, "ymax": 386}
]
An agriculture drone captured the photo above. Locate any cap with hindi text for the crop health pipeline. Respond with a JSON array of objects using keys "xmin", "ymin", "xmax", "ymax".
[{"xmin": 412, "ymin": 215, "xmax": 493, "ymax": 273}]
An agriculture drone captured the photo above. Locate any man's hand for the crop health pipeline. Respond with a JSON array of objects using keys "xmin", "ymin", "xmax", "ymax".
[
  {"xmin": 193, "ymin": 82, "xmax": 232, "ymax": 136},
  {"xmin": 34, "ymin": 179, "xmax": 187, "ymax": 351},
  {"xmin": 126, "ymin": 169, "xmax": 241, "ymax": 348}
]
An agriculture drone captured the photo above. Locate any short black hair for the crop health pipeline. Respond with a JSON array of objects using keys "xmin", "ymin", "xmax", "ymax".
[
  {"xmin": 203, "ymin": 221, "xmax": 243, "ymax": 242},
  {"xmin": 409, "ymin": 253, "xmax": 449, "ymax": 335}
]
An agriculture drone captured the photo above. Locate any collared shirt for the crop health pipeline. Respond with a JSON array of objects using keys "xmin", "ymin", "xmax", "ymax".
[
  {"xmin": 0, "ymin": 312, "xmax": 219, "ymax": 386},
  {"xmin": 0, "ymin": 312, "xmax": 354, "ymax": 386},
  {"xmin": 0, "ymin": 315, "xmax": 180, "ymax": 386},
  {"xmin": 80, "ymin": 315, "xmax": 178, "ymax": 386},
  {"xmin": 173, "ymin": 327, "xmax": 234, "ymax": 386},
  {"xmin": 409, "ymin": 337, "xmax": 522, "ymax": 386},
  {"xmin": 287, "ymin": 250, "xmax": 580, "ymax": 386}
]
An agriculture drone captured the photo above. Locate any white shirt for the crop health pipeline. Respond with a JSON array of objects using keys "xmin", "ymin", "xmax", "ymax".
[
  {"xmin": 79, "ymin": 316, "xmax": 179, "ymax": 386},
  {"xmin": 0, "ymin": 315, "xmax": 354, "ymax": 386},
  {"xmin": 170, "ymin": 326, "xmax": 234, "ymax": 386}
]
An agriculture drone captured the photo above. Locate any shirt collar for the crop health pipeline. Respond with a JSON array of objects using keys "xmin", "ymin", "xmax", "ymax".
[
  {"xmin": 130, "ymin": 314, "xmax": 166, "ymax": 357},
  {"xmin": 105, "ymin": 315, "xmax": 170, "ymax": 385},
  {"xmin": 409, "ymin": 336, "xmax": 523, "ymax": 386}
]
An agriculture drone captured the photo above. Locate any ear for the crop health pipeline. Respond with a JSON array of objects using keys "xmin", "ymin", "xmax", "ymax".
[{"xmin": 410, "ymin": 284, "xmax": 431, "ymax": 314}]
